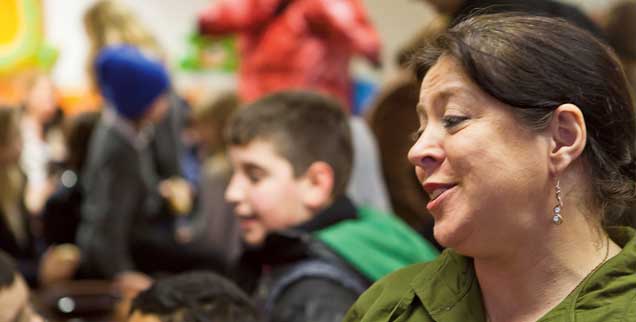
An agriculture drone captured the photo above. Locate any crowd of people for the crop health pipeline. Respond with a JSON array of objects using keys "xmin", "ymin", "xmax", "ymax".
[{"xmin": 1, "ymin": 0, "xmax": 636, "ymax": 322}]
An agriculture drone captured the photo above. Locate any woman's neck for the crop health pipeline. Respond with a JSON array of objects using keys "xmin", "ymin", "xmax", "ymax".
[{"xmin": 475, "ymin": 215, "xmax": 620, "ymax": 322}]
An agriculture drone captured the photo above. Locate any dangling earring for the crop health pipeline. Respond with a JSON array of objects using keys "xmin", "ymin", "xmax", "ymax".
[{"xmin": 552, "ymin": 179, "xmax": 563, "ymax": 225}]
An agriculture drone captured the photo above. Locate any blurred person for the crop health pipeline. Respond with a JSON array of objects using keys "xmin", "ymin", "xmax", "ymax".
[
  {"xmin": 80, "ymin": 45, "xmax": 222, "ymax": 295},
  {"xmin": 78, "ymin": 45, "xmax": 173, "ymax": 287},
  {"xmin": 0, "ymin": 107, "xmax": 80, "ymax": 288},
  {"xmin": 367, "ymin": 17, "xmax": 448, "ymax": 248},
  {"xmin": 197, "ymin": 0, "xmax": 381, "ymax": 110},
  {"xmin": 606, "ymin": 0, "xmax": 636, "ymax": 92},
  {"xmin": 0, "ymin": 250, "xmax": 45, "ymax": 322},
  {"xmin": 183, "ymin": 92, "xmax": 242, "ymax": 270},
  {"xmin": 420, "ymin": 0, "xmax": 605, "ymax": 39},
  {"xmin": 345, "ymin": 14, "xmax": 636, "ymax": 322},
  {"xmin": 127, "ymin": 271, "xmax": 259, "ymax": 322},
  {"xmin": 42, "ymin": 111, "xmax": 101, "ymax": 247},
  {"xmin": 84, "ymin": 0, "xmax": 193, "ymax": 194},
  {"xmin": 224, "ymin": 91, "xmax": 438, "ymax": 322},
  {"xmin": 19, "ymin": 72, "xmax": 64, "ymax": 215}
]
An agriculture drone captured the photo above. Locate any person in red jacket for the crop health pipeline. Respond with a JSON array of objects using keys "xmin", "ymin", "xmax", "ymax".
[{"xmin": 198, "ymin": 0, "xmax": 381, "ymax": 110}]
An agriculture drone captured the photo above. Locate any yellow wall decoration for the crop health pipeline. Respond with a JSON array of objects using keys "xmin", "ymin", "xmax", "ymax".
[{"xmin": 0, "ymin": 0, "xmax": 56, "ymax": 74}]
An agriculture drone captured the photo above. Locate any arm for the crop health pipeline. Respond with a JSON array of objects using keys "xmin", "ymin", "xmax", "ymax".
[
  {"xmin": 305, "ymin": 0, "xmax": 381, "ymax": 64},
  {"xmin": 80, "ymin": 157, "xmax": 140, "ymax": 278},
  {"xmin": 198, "ymin": 0, "xmax": 284, "ymax": 35},
  {"xmin": 270, "ymin": 278, "xmax": 359, "ymax": 322}
]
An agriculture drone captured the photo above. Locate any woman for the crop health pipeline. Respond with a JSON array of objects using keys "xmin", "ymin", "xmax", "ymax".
[
  {"xmin": 345, "ymin": 13, "xmax": 636, "ymax": 322},
  {"xmin": 20, "ymin": 73, "xmax": 64, "ymax": 214}
]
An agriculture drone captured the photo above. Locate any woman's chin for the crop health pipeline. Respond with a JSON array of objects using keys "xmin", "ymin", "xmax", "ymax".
[{"xmin": 433, "ymin": 222, "xmax": 471, "ymax": 252}]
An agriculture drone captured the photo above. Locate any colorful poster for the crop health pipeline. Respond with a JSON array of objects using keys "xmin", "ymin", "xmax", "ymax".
[{"xmin": 0, "ymin": 0, "xmax": 56, "ymax": 74}]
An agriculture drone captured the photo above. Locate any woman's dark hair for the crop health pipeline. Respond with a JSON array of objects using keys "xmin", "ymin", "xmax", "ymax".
[{"xmin": 411, "ymin": 13, "xmax": 636, "ymax": 224}]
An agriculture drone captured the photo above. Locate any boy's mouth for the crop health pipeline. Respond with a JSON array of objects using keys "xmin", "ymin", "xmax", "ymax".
[{"xmin": 238, "ymin": 215, "xmax": 259, "ymax": 228}]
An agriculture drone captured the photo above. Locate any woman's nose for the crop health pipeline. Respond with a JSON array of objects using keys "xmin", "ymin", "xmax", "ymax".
[{"xmin": 407, "ymin": 129, "xmax": 444, "ymax": 177}]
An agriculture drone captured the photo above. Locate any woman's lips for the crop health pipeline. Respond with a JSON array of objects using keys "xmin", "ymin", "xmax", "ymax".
[{"xmin": 426, "ymin": 185, "xmax": 457, "ymax": 211}]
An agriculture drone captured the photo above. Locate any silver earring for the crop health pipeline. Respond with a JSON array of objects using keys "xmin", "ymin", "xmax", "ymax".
[{"xmin": 552, "ymin": 179, "xmax": 563, "ymax": 225}]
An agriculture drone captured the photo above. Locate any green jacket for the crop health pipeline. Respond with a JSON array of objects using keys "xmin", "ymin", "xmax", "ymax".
[{"xmin": 344, "ymin": 227, "xmax": 636, "ymax": 322}]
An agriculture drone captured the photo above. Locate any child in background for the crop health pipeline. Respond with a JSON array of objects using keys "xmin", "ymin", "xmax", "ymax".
[
  {"xmin": 79, "ymin": 45, "xmax": 177, "ymax": 287},
  {"xmin": 224, "ymin": 90, "xmax": 438, "ymax": 322},
  {"xmin": 127, "ymin": 271, "xmax": 259, "ymax": 322}
]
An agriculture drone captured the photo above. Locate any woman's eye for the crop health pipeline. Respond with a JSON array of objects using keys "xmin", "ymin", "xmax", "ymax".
[{"xmin": 442, "ymin": 115, "xmax": 468, "ymax": 129}]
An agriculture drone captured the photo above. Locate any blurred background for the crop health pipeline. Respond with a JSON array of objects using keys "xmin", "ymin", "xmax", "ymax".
[{"xmin": 0, "ymin": 0, "xmax": 619, "ymax": 114}]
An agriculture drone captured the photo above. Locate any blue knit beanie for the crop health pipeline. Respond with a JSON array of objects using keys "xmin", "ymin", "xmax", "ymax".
[{"xmin": 95, "ymin": 45, "xmax": 169, "ymax": 120}]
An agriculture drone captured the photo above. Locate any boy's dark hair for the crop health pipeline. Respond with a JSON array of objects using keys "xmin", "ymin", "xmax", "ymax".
[
  {"xmin": 225, "ymin": 90, "xmax": 353, "ymax": 198},
  {"xmin": 0, "ymin": 250, "xmax": 17, "ymax": 289},
  {"xmin": 130, "ymin": 271, "xmax": 259, "ymax": 322}
]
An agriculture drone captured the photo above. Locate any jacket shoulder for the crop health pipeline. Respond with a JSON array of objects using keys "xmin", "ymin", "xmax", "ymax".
[
  {"xmin": 271, "ymin": 277, "xmax": 359, "ymax": 322},
  {"xmin": 344, "ymin": 261, "xmax": 431, "ymax": 322}
]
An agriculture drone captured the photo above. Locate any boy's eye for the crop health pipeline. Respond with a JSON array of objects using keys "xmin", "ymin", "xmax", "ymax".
[
  {"xmin": 245, "ymin": 169, "xmax": 266, "ymax": 183},
  {"xmin": 442, "ymin": 115, "xmax": 469, "ymax": 129}
]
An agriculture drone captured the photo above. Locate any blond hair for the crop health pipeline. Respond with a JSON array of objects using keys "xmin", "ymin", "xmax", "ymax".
[
  {"xmin": 84, "ymin": 0, "xmax": 163, "ymax": 87},
  {"xmin": 0, "ymin": 108, "xmax": 27, "ymax": 243}
]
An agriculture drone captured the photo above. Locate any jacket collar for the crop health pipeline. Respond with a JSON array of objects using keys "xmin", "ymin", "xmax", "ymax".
[
  {"xmin": 410, "ymin": 227, "xmax": 636, "ymax": 322},
  {"xmin": 294, "ymin": 196, "xmax": 357, "ymax": 233},
  {"xmin": 243, "ymin": 196, "xmax": 358, "ymax": 266}
]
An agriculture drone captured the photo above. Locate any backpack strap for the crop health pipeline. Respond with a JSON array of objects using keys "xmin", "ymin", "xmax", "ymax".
[{"xmin": 264, "ymin": 259, "xmax": 368, "ymax": 315}]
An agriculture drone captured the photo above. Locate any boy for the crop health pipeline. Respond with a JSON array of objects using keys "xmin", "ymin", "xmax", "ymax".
[
  {"xmin": 225, "ymin": 91, "xmax": 438, "ymax": 322},
  {"xmin": 128, "ymin": 271, "xmax": 259, "ymax": 322}
]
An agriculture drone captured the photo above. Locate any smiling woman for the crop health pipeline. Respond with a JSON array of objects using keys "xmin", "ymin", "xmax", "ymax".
[{"xmin": 344, "ymin": 13, "xmax": 636, "ymax": 322}]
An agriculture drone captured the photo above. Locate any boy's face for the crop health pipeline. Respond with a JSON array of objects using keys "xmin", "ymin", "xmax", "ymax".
[
  {"xmin": 0, "ymin": 275, "xmax": 44, "ymax": 322},
  {"xmin": 225, "ymin": 139, "xmax": 313, "ymax": 246},
  {"xmin": 142, "ymin": 94, "xmax": 170, "ymax": 125}
]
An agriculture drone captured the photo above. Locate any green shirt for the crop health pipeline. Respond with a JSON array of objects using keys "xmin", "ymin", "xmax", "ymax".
[{"xmin": 345, "ymin": 227, "xmax": 636, "ymax": 322}]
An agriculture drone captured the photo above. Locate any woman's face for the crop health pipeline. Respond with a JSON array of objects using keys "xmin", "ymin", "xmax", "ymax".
[
  {"xmin": 408, "ymin": 56, "xmax": 553, "ymax": 256},
  {"xmin": 25, "ymin": 76, "xmax": 58, "ymax": 124}
]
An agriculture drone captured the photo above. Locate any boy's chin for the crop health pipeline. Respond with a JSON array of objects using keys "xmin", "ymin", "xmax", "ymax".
[{"xmin": 242, "ymin": 229, "xmax": 267, "ymax": 247}]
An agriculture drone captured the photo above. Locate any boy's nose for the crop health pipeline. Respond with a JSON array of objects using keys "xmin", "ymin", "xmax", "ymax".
[{"xmin": 224, "ymin": 174, "xmax": 244, "ymax": 204}]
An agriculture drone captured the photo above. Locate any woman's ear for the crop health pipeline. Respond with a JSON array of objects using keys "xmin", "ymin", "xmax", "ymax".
[
  {"xmin": 548, "ymin": 103, "xmax": 587, "ymax": 175},
  {"xmin": 300, "ymin": 161, "xmax": 335, "ymax": 210}
]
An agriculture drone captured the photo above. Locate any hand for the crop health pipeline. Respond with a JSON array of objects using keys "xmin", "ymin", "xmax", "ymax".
[
  {"xmin": 113, "ymin": 271, "xmax": 153, "ymax": 322},
  {"xmin": 114, "ymin": 271, "xmax": 153, "ymax": 299},
  {"xmin": 159, "ymin": 177, "xmax": 194, "ymax": 216},
  {"xmin": 38, "ymin": 244, "xmax": 81, "ymax": 287}
]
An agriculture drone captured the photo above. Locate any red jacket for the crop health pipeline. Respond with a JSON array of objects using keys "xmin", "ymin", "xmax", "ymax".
[{"xmin": 198, "ymin": 0, "xmax": 381, "ymax": 110}]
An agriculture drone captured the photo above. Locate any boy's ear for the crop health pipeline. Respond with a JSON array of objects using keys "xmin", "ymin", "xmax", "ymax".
[
  {"xmin": 548, "ymin": 103, "xmax": 587, "ymax": 176},
  {"xmin": 300, "ymin": 161, "xmax": 335, "ymax": 210}
]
